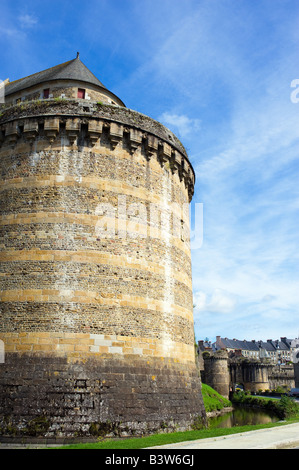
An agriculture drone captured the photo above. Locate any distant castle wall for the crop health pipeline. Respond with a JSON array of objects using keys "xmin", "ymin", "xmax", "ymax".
[
  {"xmin": 268, "ymin": 365, "xmax": 295, "ymax": 391},
  {"xmin": 293, "ymin": 344, "xmax": 299, "ymax": 388},
  {"xmin": 201, "ymin": 350, "xmax": 295, "ymax": 397},
  {"xmin": 294, "ymin": 364, "xmax": 299, "ymax": 388}
]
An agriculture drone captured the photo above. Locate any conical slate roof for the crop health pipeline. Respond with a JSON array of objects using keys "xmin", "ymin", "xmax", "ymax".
[{"xmin": 5, "ymin": 54, "xmax": 124, "ymax": 105}]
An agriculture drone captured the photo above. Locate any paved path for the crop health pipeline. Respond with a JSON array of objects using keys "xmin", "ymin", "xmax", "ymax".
[{"xmin": 147, "ymin": 423, "xmax": 299, "ymax": 449}]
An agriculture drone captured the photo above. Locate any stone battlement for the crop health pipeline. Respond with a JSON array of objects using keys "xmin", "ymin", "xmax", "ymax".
[{"xmin": 0, "ymin": 100, "xmax": 195, "ymax": 201}]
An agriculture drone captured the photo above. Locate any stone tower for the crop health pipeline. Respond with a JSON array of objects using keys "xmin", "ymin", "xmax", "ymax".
[
  {"xmin": 0, "ymin": 55, "xmax": 206, "ymax": 438},
  {"xmin": 202, "ymin": 350, "xmax": 230, "ymax": 399}
]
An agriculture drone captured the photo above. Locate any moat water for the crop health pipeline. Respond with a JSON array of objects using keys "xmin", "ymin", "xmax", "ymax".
[{"xmin": 209, "ymin": 406, "xmax": 280, "ymax": 428}]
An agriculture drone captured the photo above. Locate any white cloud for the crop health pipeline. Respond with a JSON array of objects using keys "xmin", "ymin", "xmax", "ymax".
[
  {"xmin": 209, "ymin": 289, "xmax": 237, "ymax": 313},
  {"xmin": 194, "ymin": 288, "xmax": 237, "ymax": 315},
  {"xmin": 193, "ymin": 291, "xmax": 207, "ymax": 310},
  {"xmin": 188, "ymin": 28, "xmax": 299, "ymax": 341},
  {"xmin": 158, "ymin": 112, "xmax": 201, "ymax": 139},
  {"xmin": 18, "ymin": 14, "xmax": 38, "ymax": 29},
  {"xmin": 0, "ymin": 25, "xmax": 26, "ymax": 38}
]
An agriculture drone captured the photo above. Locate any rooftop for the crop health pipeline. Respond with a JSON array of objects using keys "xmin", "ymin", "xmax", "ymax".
[
  {"xmin": 214, "ymin": 336, "xmax": 297, "ymax": 352},
  {"xmin": 4, "ymin": 53, "xmax": 125, "ymax": 106},
  {"xmin": 217, "ymin": 337, "xmax": 260, "ymax": 351}
]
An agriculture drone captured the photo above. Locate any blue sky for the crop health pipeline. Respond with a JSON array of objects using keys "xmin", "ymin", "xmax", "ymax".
[{"xmin": 1, "ymin": 0, "xmax": 299, "ymax": 343}]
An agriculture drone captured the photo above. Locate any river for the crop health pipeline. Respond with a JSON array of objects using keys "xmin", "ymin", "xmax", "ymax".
[{"xmin": 209, "ymin": 406, "xmax": 280, "ymax": 428}]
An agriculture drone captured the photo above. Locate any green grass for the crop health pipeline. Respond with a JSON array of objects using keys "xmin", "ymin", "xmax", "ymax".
[
  {"xmin": 201, "ymin": 383, "xmax": 232, "ymax": 412},
  {"xmin": 251, "ymin": 395, "xmax": 280, "ymax": 400}
]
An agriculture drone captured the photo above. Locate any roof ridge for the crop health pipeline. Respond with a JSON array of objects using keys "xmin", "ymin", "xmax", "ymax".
[
  {"xmin": 4, "ymin": 56, "xmax": 125, "ymax": 107},
  {"xmin": 7, "ymin": 59, "xmax": 75, "ymax": 87},
  {"xmin": 4, "ymin": 56, "xmax": 110, "ymax": 97}
]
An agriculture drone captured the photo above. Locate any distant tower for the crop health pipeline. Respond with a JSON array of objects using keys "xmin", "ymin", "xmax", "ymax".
[
  {"xmin": 0, "ymin": 55, "xmax": 206, "ymax": 438},
  {"xmin": 203, "ymin": 350, "xmax": 230, "ymax": 399}
]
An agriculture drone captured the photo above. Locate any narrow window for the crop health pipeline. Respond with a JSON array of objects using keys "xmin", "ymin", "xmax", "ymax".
[
  {"xmin": 78, "ymin": 88, "xmax": 86, "ymax": 99},
  {"xmin": 43, "ymin": 88, "xmax": 50, "ymax": 99}
]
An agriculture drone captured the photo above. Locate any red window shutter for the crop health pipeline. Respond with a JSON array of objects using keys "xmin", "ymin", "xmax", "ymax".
[
  {"xmin": 43, "ymin": 89, "xmax": 50, "ymax": 99},
  {"xmin": 78, "ymin": 88, "xmax": 85, "ymax": 99}
]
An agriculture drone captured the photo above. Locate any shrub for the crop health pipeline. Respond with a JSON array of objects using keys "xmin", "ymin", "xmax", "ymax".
[
  {"xmin": 277, "ymin": 396, "xmax": 299, "ymax": 419},
  {"xmin": 232, "ymin": 391, "xmax": 299, "ymax": 419}
]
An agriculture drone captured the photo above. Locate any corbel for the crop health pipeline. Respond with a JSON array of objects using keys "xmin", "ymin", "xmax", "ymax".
[
  {"xmin": 23, "ymin": 119, "xmax": 39, "ymax": 144},
  {"xmin": 44, "ymin": 118, "xmax": 60, "ymax": 143},
  {"xmin": 66, "ymin": 118, "xmax": 80, "ymax": 145},
  {"xmin": 181, "ymin": 162, "xmax": 188, "ymax": 181},
  {"xmin": 129, "ymin": 128, "xmax": 142, "ymax": 154},
  {"xmin": 5, "ymin": 121, "xmax": 19, "ymax": 144},
  {"xmin": 172, "ymin": 150, "xmax": 183, "ymax": 175},
  {"xmin": 88, "ymin": 119, "xmax": 103, "ymax": 146},
  {"xmin": 145, "ymin": 134, "xmax": 158, "ymax": 158},
  {"xmin": 109, "ymin": 122, "xmax": 123, "ymax": 149}
]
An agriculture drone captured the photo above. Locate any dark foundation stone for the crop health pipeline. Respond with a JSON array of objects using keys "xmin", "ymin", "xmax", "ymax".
[{"xmin": 0, "ymin": 353, "xmax": 206, "ymax": 438}]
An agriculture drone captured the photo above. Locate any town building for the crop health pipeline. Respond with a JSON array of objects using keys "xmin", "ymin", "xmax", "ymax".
[{"xmin": 202, "ymin": 336, "xmax": 299, "ymax": 364}]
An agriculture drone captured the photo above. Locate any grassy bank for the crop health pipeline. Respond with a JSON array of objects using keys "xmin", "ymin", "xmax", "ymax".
[{"xmin": 201, "ymin": 383, "xmax": 232, "ymax": 412}]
